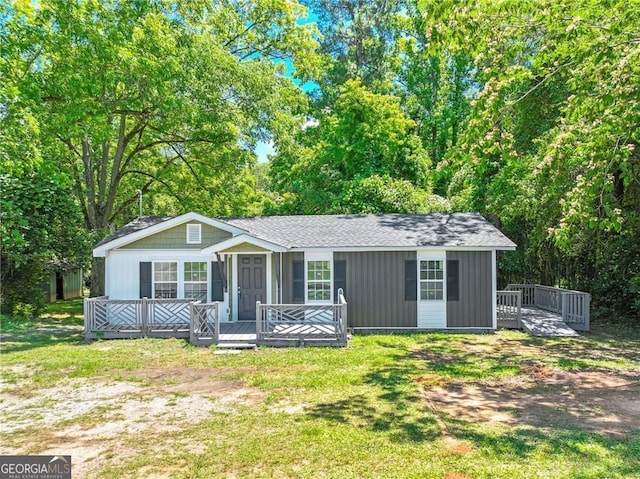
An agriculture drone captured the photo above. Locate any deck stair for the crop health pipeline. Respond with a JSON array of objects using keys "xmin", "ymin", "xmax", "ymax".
[{"xmin": 521, "ymin": 317, "xmax": 580, "ymax": 337}]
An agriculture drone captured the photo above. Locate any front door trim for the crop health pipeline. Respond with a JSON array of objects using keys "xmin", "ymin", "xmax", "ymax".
[{"xmin": 231, "ymin": 253, "xmax": 271, "ymax": 321}]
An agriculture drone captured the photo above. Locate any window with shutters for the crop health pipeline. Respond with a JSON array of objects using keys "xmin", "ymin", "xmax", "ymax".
[
  {"xmin": 184, "ymin": 262, "xmax": 207, "ymax": 301},
  {"xmin": 186, "ymin": 223, "xmax": 201, "ymax": 244},
  {"xmin": 153, "ymin": 262, "xmax": 178, "ymax": 298},
  {"xmin": 419, "ymin": 260, "xmax": 444, "ymax": 300}
]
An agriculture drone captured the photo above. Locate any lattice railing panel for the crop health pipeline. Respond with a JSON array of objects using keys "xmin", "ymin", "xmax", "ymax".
[
  {"xmin": 191, "ymin": 303, "xmax": 218, "ymax": 337},
  {"xmin": 257, "ymin": 302, "xmax": 347, "ymax": 342},
  {"xmin": 148, "ymin": 299, "xmax": 191, "ymax": 330},
  {"xmin": 95, "ymin": 300, "xmax": 143, "ymax": 331}
]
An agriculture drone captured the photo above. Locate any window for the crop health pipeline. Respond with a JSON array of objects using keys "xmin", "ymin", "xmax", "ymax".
[
  {"xmin": 154, "ymin": 262, "xmax": 177, "ymax": 298},
  {"xmin": 420, "ymin": 260, "xmax": 444, "ymax": 300},
  {"xmin": 307, "ymin": 260, "xmax": 331, "ymax": 301},
  {"xmin": 184, "ymin": 262, "xmax": 207, "ymax": 301},
  {"xmin": 186, "ymin": 223, "xmax": 201, "ymax": 244}
]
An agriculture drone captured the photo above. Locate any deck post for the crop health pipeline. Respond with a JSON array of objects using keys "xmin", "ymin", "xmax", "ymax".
[
  {"xmin": 141, "ymin": 297, "xmax": 148, "ymax": 335},
  {"xmin": 189, "ymin": 302, "xmax": 196, "ymax": 344},
  {"xmin": 214, "ymin": 301, "xmax": 220, "ymax": 343},
  {"xmin": 256, "ymin": 301, "xmax": 262, "ymax": 341},
  {"xmin": 341, "ymin": 299, "xmax": 348, "ymax": 345},
  {"xmin": 584, "ymin": 294, "xmax": 591, "ymax": 332},
  {"xmin": 516, "ymin": 290, "xmax": 522, "ymax": 329},
  {"xmin": 84, "ymin": 297, "xmax": 92, "ymax": 340}
]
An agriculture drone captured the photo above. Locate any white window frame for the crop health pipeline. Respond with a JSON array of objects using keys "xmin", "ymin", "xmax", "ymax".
[
  {"xmin": 305, "ymin": 252, "xmax": 333, "ymax": 304},
  {"xmin": 153, "ymin": 261, "xmax": 178, "ymax": 299},
  {"xmin": 183, "ymin": 261, "xmax": 208, "ymax": 301},
  {"xmin": 186, "ymin": 223, "xmax": 201, "ymax": 244},
  {"xmin": 419, "ymin": 259, "xmax": 444, "ymax": 301}
]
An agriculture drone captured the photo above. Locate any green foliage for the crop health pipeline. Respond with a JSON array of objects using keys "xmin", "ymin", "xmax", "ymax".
[
  {"xmin": 2, "ymin": 0, "xmax": 321, "ymax": 294},
  {"xmin": 1, "ymin": 0, "xmax": 319, "ymax": 228},
  {"xmin": 271, "ymin": 79, "xmax": 434, "ymax": 213},
  {"xmin": 340, "ymin": 175, "xmax": 450, "ymax": 214},
  {"xmin": 0, "ymin": 173, "xmax": 89, "ymax": 316},
  {"xmin": 422, "ymin": 0, "xmax": 640, "ymax": 319}
]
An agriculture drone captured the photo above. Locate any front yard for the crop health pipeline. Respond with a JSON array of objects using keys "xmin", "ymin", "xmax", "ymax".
[{"xmin": 1, "ymin": 300, "xmax": 639, "ymax": 478}]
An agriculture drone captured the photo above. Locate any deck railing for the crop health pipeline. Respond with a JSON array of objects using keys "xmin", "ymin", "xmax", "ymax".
[
  {"xmin": 497, "ymin": 290, "xmax": 522, "ymax": 329},
  {"xmin": 505, "ymin": 284, "xmax": 590, "ymax": 331},
  {"xmin": 256, "ymin": 289, "xmax": 348, "ymax": 346},
  {"xmin": 84, "ymin": 296, "xmax": 194, "ymax": 340},
  {"xmin": 189, "ymin": 302, "xmax": 220, "ymax": 346}
]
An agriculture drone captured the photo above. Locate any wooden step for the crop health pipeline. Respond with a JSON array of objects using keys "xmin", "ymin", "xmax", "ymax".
[{"xmin": 215, "ymin": 342, "xmax": 257, "ymax": 350}]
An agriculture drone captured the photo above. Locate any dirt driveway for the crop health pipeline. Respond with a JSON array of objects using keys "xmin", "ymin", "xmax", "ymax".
[{"xmin": 0, "ymin": 367, "xmax": 262, "ymax": 478}]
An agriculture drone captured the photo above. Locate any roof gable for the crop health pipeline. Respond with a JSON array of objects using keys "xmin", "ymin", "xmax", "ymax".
[{"xmin": 93, "ymin": 212, "xmax": 246, "ymax": 257}]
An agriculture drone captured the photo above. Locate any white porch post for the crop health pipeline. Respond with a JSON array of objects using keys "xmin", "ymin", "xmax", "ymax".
[
  {"xmin": 491, "ymin": 250, "xmax": 498, "ymax": 330},
  {"xmin": 231, "ymin": 254, "xmax": 238, "ymax": 322},
  {"xmin": 266, "ymin": 252, "xmax": 273, "ymax": 304}
]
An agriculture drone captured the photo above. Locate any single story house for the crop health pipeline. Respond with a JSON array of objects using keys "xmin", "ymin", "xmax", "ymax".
[{"xmin": 92, "ymin": 212, "xmax": 516, "ymax": 332}]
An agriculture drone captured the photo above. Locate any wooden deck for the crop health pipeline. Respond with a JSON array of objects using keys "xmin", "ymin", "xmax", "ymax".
[{"xmin": 497, "ymin": 284, "xmax": 590, "ymax": 337}]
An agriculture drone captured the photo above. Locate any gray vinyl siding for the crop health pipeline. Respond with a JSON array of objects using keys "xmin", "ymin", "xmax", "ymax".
[
  {"xmin": 335, "ymin": 251, "xmax": 417, "ymax": 328},
  {"xmin": 281, "ymin": 252, "xmax": 304, "ymax": 304},
  {"xmin": 446, "ymin": 251, "xmax": 493, "ymax": 328}
]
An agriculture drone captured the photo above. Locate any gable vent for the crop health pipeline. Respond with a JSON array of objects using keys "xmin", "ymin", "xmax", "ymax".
[{"xmin": 186, "ymin": 223, "xmax": 201, "ymax": 244}]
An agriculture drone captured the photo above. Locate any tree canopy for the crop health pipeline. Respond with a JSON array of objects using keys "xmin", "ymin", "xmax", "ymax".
[{"xmin": 2, "ymin": 0, "xmax": 639, "ymax": 320}]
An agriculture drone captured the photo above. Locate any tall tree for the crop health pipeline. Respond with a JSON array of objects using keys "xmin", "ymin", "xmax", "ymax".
[
  {"xmin": 1, "ymin": 0, "xmax": 320, "ymax": 294},
  {"xmin": 423, "ymin": 0, "xmax": 640, "ymax": 316},
  {"xmin": 270, "ymin": 79, "xmax": 447, "ymax": 213},
  {"xmin": 303, "ymin": 0, "xmax": 403, "ymax": 90}
]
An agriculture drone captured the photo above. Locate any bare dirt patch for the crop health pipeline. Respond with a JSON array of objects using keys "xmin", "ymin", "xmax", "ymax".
[
  {"xmin": 423, "ymin": 369, "xmax": 640, "ymax": 436},
  {"xmin": 0, "ymin": 367, "xmax": 263, "ymax": 478}
]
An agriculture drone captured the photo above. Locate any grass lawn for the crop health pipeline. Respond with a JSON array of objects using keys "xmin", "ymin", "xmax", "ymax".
[{"xmin": 1, "ymin": 299, "xmax": 639, "ymax": 478}]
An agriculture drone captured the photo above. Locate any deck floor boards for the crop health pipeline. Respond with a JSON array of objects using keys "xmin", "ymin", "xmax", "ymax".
[{"xmin": 219, "ymin": 321, "xmax": 257, "ymax": 343}]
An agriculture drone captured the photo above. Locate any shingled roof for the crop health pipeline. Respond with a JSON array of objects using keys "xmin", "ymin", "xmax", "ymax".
[
  {"xmin": 225, "ymin": 213, "xmax": 514, "ymax": 249},
  {"xmin": 96, "ymin": 212, "xmax": 515, "ymax": 250},
  {"xmin": 95, "ymin": 215, "xmax": 174, "ymax": 247}
]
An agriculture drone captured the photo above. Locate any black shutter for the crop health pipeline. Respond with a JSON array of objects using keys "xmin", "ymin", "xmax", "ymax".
[
  {"xmin": 292, "ymin": 260, "xmax": 304, "ymax": 303},
  {"xmin": 211, "ymin": 261, "xmax": 225, "ymax": 301},
  {"xmin": 140, "ymin": 262, "xmax": 152, "ymax": 298},
  {"xmin": 334, "ymin": 259, "xmax": 347, "ymax": 302},
  {"xmin": 405, "ymin": 260, "xmax": 417, "ymax": 301},
  {"xmin": 447, "ymin": 260, "xmax": 460, "ymax": 301}
]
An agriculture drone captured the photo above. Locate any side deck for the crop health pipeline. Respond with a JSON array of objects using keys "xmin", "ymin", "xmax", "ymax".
[{"xmin": 497, "ymin": 284, "xmax": 590, "ymax": 336}]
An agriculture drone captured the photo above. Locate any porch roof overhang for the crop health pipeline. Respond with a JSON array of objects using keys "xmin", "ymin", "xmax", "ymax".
[{"xmin": 201, "ymin": 233, "xmax": 287, "ymax": 254}]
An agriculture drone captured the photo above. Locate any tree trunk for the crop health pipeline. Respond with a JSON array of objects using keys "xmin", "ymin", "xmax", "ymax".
[{"xmin": 90, "ymin": 257, "xmax": 105, "ymax": 297}]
